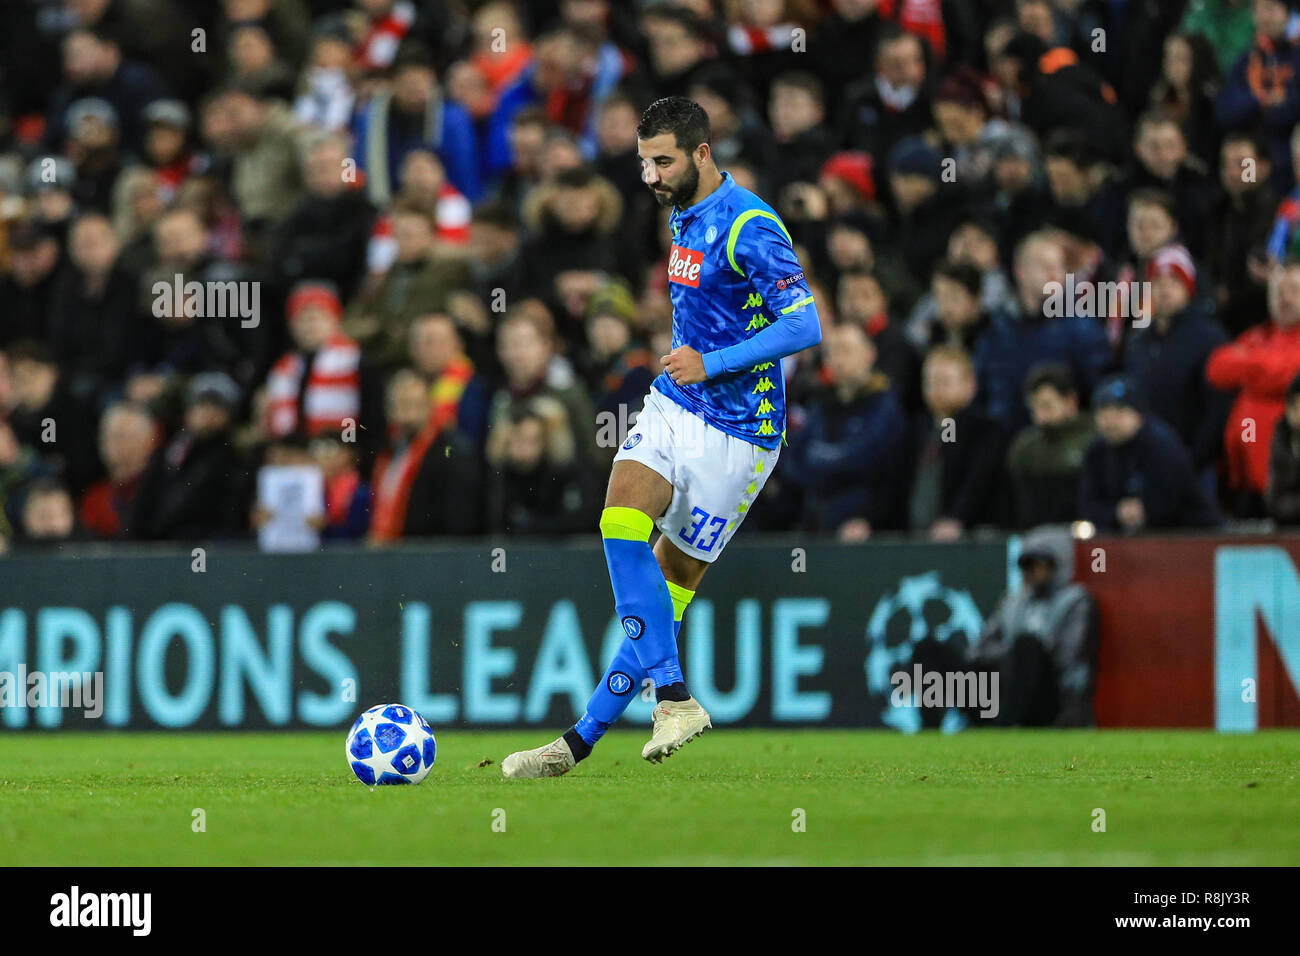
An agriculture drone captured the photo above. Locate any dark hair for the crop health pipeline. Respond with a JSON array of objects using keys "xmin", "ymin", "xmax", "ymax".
[
  {"xmin": 1135, "ymin": 107, "xmax": 1187, "ymax": 141},
  {"xmin": 874, "ymin": 22, "xmax": 926, "ymax": 65},
  {"xmin": 1127, "ymin": 186, "xmax": 1178, "ymax": 220},
  {"xmin": 1024, "ymin": 362, "xmax": 1077, "ymax": 398},
  {"xmin": 6, "ymin": 339, "xmax": 56, "ymax": 366},
  {"xmin": 554, "ymin": 165, "xmax": 598, "ymax": 190},
  {"xmin": 637, "ymin": 96, "xmax": 711, "ymax": 152},
  {"xmin": 24, "ymin": 477, "xmax": 71, "ymax": 502},
  {"xmin": 932, "ymin": 259, "xmax": 983, "ymax": 297},
  {"xmin": 771, "ymin": 71, "xmax": 824, "ymax": 106},
  {"xmin": 473, "ymin": 199, "xmax": 518, "ymax": 230},
  {"xmin": 1221, "ymin": 128, "xmax": 1269, "ymax": 160},
  {"xmin": 1043, "ymin": 129, "xmax": 1100, "ymax": 169}
]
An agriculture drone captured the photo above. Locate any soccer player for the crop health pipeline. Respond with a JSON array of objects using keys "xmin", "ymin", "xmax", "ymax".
[{"xmin": 503, "ymin": 97, "xmax": 822, "ymax": 777}]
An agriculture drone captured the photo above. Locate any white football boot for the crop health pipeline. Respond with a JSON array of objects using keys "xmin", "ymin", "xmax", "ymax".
[
  {"xmin": 642, "ymin": 696, "xmax": 712, "ymax": 763},
  {"xmin": 502, "ymin": 736, "xmax": 576, "ymax": 778}
]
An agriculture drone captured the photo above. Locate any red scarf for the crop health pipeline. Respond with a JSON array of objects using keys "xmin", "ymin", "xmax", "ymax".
[
  {"xmin": 369, "ymin": 421, "xmax": 440, "ymax": 541},
  {"xmin": 429, "ymin": 355, "xmax": 475, "ymax": 432},
  {"xmin": 265, "ymin": 332, "xmax": 362, "ymax": 438}
]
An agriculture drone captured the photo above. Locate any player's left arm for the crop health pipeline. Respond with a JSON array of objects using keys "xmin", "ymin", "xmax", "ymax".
[{"xmin": 703, "ymin": 212, "xmax": 822, "ymax": 378}]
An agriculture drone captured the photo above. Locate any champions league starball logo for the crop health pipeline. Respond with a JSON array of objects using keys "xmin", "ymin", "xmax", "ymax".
[{"xmin": 865, "ymin": 572, "xmax": 983, "ymax": 733}]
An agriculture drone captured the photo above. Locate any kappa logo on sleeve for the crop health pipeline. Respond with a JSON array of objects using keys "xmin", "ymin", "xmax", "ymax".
[
  {"xmin": 775, "ymin": 271, "xmax": 805, "ymax": 291},
  {"xmin": 668, "ymin": 243, "xmax": 704, "ymax": 287}
]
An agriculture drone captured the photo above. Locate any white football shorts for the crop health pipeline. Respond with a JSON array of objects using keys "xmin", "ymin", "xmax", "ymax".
[{"xmin": 613, "ymin": 386, "xmax": 780, "ymax": 563}]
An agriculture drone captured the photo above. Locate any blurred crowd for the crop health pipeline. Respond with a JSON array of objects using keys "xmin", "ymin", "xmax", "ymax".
[{"xmin": 4, "ymin": 0, "xmax": 1300, "ymax": 551}]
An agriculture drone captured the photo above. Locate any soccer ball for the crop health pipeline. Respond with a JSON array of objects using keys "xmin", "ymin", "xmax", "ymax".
[{"xmin": 345, "ymin": 703, "xmax": 437, "ymax": 785}]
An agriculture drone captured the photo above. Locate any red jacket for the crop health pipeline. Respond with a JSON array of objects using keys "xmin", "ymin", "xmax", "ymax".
[{"xmin": 1206, "ymin": 321, "xmax": 1300, "ymax": 493}]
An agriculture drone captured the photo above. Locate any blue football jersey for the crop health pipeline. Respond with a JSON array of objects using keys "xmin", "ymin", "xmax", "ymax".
[{"xmin": 653, "ymin": 171, "xmax": 820, "ymax": 450}]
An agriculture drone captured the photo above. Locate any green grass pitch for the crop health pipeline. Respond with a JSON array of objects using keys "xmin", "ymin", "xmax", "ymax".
[{"xmin": 1, "ymin": 730, "xmax": 1297, "ymax": 865}]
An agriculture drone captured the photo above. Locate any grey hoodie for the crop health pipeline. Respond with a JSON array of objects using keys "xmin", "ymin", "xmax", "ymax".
[{"xmin": 974, "ymin": 525, "xmax": 1099, "ymax": 726}]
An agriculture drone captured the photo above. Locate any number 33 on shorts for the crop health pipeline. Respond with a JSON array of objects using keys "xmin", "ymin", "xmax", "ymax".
[{"xmin": 678, "ymin": 507, "xmax": 727, "ymax": 553}]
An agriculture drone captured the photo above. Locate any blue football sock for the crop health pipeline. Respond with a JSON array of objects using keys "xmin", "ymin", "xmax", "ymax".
[
  {"xmin": 600, "ymin": 507, "xmax": 680, "ymax": 683},
  {"xmin": 571, "ymin": 585, "xmax": 694, "ymax": 751}
]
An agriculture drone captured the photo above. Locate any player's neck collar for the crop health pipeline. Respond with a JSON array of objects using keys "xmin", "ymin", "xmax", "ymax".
[{"xmin": 675, "ymin": 170, "xmax": 733, "ymax": 219}]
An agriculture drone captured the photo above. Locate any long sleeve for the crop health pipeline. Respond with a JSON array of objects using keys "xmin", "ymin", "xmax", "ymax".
[{"xmin": 701, "ymin": 214, "xmax": 822, "ymax": 377}]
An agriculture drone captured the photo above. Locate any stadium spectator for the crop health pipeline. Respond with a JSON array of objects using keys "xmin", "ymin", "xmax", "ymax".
[
  {"xmin": 786, "ymin": 322, "xmax": 908, "ymax": 538},
  {"xmin": 1215, "ymin": 0, "xmax": 1300, "ymax": 192},
  {"xmin": 369, "ymin": 368, "xmax": 480, "ymax": 541},
  {"xmin": 1122, "ymin": 245, "xmax": 1232, "ymax": 479},
  {"xmin": 517, "ymin": 166, "xmax": 628, "ymax": 312},
  {"xmin": 408, "ymin": 312, "xmax": 492, "ymax": 451},
  {"xmin": 199, "ymin": 83, "xmax": 304, "ymax": 232},
  {"xmin": 488, "ymin": 307, "xmax": 598, "ymax": 465},
  {"xmin": 811, "ymin": 0, "xmax": 886, "ymax": 116},
  {"xmin": 981, "ymin": 127, "xmax": 1051, "ymax": 264},
  {"xmin": 990, "ymin": 29, "xmax": 1127, "ymax": 162},
  {"xmin": 768, "ymin": 72, "xmax": 833, "ymax": 187},
  {"xmin": 1079, "ymin": 374, "xmax": 1220, "ymax": 531},
  {"xmin": 63, "ymin": 98, "xmax": 125, "ymax": 214},
  {"xmin": 273, "ymin": 131, "xmax": 375, "ymax": 302},
  {"xmin": 1148, "ymin": 32, "xmax": 1223, "ymax": 168},
  {"xmin": 309, "ymin": 430, "xmax": 371, "ymax": 541},
  {"xmin": 485, "ymin": 397, "xmax": 600, "ymax": 536},
  {"xmin": 264, "ymin": 281, "xmax": 385, "ymax": 466},
  {"xmin": 6, "ymin": 339, "xmax": 101, "ymax": 496},
  {"xmin": 1182, "ymin": 0, "xmax": 1256, "ymax": 75},
  {"xmin": 1042, "ymin": 130, "xmax": 1129, "ymax": 262},
  {"xmin": 129, "ymin": 371, "xmax": 251, "ymax": 541},
  {"xmin": 1006, "ymin": 363, "xmax": 1095, "ymax": 529},
  {"xmin": 137, "ymin": 207, "xmax": 267, "ymax": 387},
  {"xmin": 836, "ymin": 268, "xmax": 921, "ymax": 413},
  {"xmin": 43, "ymin": 28, "xmax": 170, "ymax": 156},
  {"xmin": 24, "ymin": 155, "xmax": 80, "ymax": 241},
  {"xmin": 976, "ymin": 231, "xmax": 1110, "ymax": 435},
  {"xmin": 908, "ymin": 345, "xmax": 1007, "ymax": 539},
  {"xmin": 79, "ymin": 402, "xmax": 158, "ymax": 540},
  {"xmin": 140, "ymin": 100, "xmax": 200, "ymax": 200},
  {"xmin": 1211, "ymin": 130, "xmax": 1277, "ymax": 337},
  {"xmin": 0, "ymin": 222, "xmax": 63, "ymax": 348},
  {"xmin": 1207, "ymin": 259, "xmax": 1300, "ymax": 513},
  {"xmin": 839, "ymin": 25, "xmax": 932, "ymax": 166},
  {"xmin": 344, "ymin": 205, "xmax": 465, "ymax": 369},
  {"xmin": 1124, "ymin": 110, "xmax": 1216, "ymax": 258},
  {"xmin": 581, "ymin": 279, "xmax": 655, "ymax": 457},
  {"xmin": 292, "ymin": 15, "xmax": 359, "ymax": 133},
  {"xmin": 0, "ymin": 416, "xmax": 54, "ymax": 545},
  {"xmin": 48, "ymin": 213, "xmax": 141, "ymax": 396},
  {"xmin": 886, "ymin": 136, "xmax": 965, "ymax": 285},
  {"xmin": 17, "ymin": 478, "xmax": 84, "ymax": 548}
]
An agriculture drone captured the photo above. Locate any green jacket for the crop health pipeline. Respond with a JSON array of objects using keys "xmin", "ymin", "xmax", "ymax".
[{"xmin": 1182, "ymin": 0, "xmax": 1256, "ymax": 73}]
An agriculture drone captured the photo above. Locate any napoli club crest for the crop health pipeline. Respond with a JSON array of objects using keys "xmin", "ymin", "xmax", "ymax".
[
  {"xmin": 607, "ymin": 671, "xmax": 634, "ymax": 695},
  {"xmin": 705, "ymin": 225, "xmax": 718, "ymax": 243}
]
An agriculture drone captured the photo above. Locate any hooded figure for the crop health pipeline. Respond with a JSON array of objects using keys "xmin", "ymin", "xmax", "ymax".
[{"xmin": 971, "ymin": 525, "xmax": 1099, "ymax": 726}]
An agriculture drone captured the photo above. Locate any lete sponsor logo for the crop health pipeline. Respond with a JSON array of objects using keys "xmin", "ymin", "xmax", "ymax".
[{"xmin": 667, "ymin": 243, "xmax": 704, "ymax": 287}]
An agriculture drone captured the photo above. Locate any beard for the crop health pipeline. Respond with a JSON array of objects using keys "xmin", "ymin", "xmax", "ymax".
[{"xmin": 652, "ymin": 162, "xmax": 700, "ymax": 208}]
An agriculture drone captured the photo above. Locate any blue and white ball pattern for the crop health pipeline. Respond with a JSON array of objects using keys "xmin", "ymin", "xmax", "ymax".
[{"xmin": 346, "ymin": 704, "xmax": 437, "ymax": 785}]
